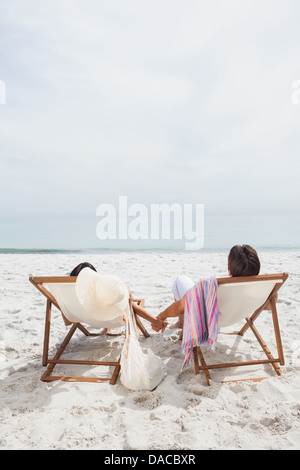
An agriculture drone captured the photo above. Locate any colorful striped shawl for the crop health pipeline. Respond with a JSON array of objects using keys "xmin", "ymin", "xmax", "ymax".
[{"xmin": 181, "ymin": 276, "xmax": 220, "ymax": 369}]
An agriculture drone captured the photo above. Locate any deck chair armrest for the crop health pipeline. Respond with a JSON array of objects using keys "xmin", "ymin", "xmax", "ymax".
[{"xmin": 29, "ymin": 276, "xmax": 72, "ymax": 326}]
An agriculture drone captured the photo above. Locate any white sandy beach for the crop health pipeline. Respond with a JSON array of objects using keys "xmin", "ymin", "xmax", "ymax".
[{"xmin": 0, "ymin": 250, "xmax": 300, "ymax": 450}]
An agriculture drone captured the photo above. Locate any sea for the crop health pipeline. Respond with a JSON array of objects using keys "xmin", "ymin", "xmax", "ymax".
[{"xmin": 0, "ymin": 212, "xmax": 299, "ymax": 254}]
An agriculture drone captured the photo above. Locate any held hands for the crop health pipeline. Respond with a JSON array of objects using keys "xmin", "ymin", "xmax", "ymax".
[{"xmin": 151, "ymin": 313, "xmax": 168, "ymax": 333}]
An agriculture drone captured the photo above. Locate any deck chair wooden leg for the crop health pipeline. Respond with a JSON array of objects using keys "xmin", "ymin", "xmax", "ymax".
[
  {"xmin": 77, "ymin": 323, "xmax": 91, "ymax": 336},
  {"xmin": 245, "ymin": 317, "xmax": 282, "ymax": 376},
  {"xmin": 135, "ymin": 314, "xmax": 150, "ymax": 338},
  {"xmin": 110, "ymin": 356, "xmax": 121, "ymax": 385},
  {"xmin": 270, "ymin": 297, "xmax": 284, "ymax": 366},
  {"xmin": 41, "ymin": 323, "xmax": 78, "ymax": 381},
  {"xmin": 193, "ymin": 347, "xmax": 200, "ymax": 374},
  {"xmin": 130, "ymin": 300, "xmax": 150, "ymax": 338},
  {"xmin": 43, "ymin": 299, "xmax": 52, "ymax": 367},
  {"xmin": 198, "ymin": 347, "xmax": 212, "ymax": 385},
  {"xmin": 193, "ymin": 347, "xmax": 211, "ymax": 385},
  {"xmin": 238, "ymin": 309, "xmax": 262, "ymax": 336}
]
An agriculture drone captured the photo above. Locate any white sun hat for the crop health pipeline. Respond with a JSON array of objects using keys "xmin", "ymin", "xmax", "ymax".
[{"xmin": 75, "ymin": 267, "xmax": 129, "ymax": 322}]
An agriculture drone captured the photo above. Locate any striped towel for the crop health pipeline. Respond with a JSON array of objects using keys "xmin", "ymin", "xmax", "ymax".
[{"xmin": 181, "ymin": 276, "xmax": 220, "ymax": 369}]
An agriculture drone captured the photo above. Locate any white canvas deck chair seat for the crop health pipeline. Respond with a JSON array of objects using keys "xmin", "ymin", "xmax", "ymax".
[
  {"xmin": 29, "ymin": 273, "xmax": 149, "ymax": 384},
  {"xmin": 192, "ymin": 273, "xmax": 288, "ymax": 385}
]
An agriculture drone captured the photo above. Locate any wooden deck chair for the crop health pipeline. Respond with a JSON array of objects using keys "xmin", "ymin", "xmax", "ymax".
[
  {"xmin": 192, "ymin": 273, "xmax": 288, "ymax": 385},
  {"xmin": 29, "ymin": 276, "xmax": 149, "ymax": 384}
]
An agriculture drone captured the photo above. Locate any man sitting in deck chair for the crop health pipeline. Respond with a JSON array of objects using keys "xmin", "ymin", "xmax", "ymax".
[
  {"xmin": 151, "ymin": 245, "xmax": 287, "ymax": 384},
  {"xmin": 152, "ymin": 245, "xmax": 274, "ymax": 331}
]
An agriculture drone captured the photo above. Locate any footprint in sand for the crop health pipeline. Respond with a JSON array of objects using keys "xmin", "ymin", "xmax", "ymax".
[{"xmin": 133, "ymin": 391, "xmax": 163, "ymax": 409}]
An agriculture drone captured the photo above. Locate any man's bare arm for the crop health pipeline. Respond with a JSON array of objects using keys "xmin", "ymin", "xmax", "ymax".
[{"xmin": 157, "ymin": 295, "xmax": 186, "ymax": 321}]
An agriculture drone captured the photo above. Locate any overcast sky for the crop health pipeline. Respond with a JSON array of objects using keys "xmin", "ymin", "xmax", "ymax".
[{"xmin": 0, "ymin": 0, "xmax": 300, "ymax": 219}]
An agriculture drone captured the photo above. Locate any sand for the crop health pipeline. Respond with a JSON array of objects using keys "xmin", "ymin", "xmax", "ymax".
[{"xmin": 0, "ymin": 250, "xmax": 300, "ymax": 450}]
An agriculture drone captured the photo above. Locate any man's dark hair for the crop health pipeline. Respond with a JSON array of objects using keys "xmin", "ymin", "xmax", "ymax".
[{"xmin": 228, "ymin": 245, "xmax": 260, "ymax": 277}]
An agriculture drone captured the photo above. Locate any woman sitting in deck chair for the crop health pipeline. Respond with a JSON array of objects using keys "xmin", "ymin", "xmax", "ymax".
[{"xmin": 70, "ymin": 262, "xmax": 168, "ymax": 334}]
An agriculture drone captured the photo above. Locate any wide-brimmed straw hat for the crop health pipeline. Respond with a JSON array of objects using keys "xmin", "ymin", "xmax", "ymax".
[{"xmin": 75, "ymin": 268, "xmax": 129, "ymax": 321}]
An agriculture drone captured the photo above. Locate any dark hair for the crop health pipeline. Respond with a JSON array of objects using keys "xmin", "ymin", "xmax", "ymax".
[
  {"xmin": 228, "ymin": 245, "xmax": 260, "ymax": 277},
  {"xmin": 70, "ymin": 262, "xmax": 97, "ymax": 276}
]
